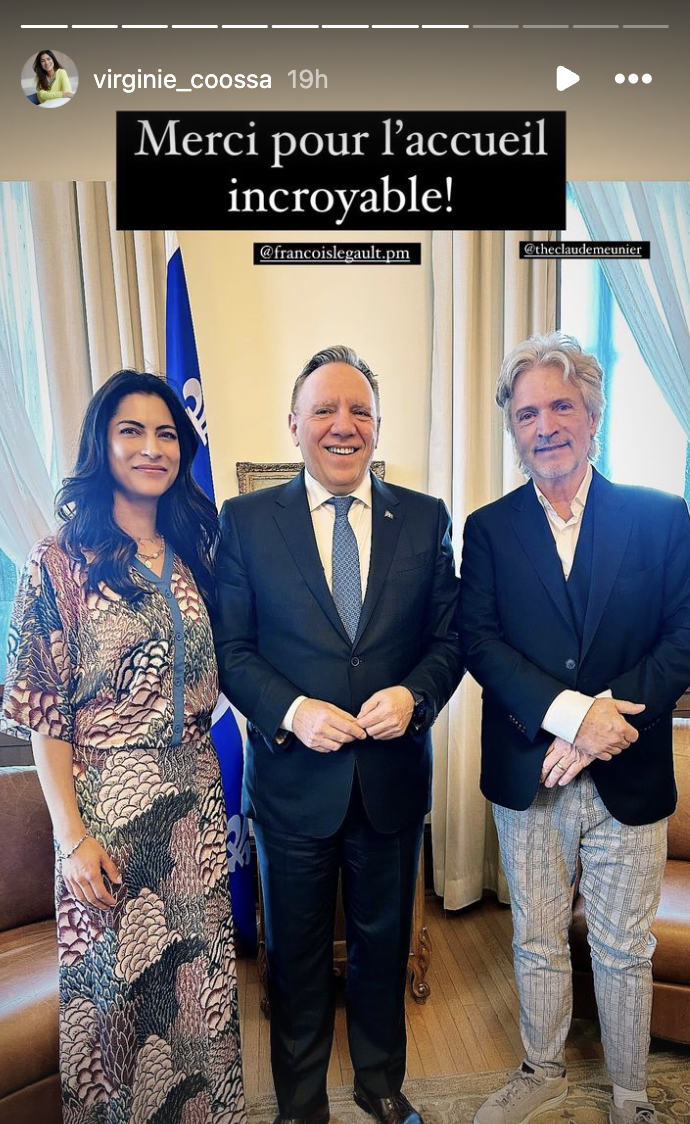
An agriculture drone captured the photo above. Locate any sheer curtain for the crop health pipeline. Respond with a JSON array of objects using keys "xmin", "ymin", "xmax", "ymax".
[
  {"xmin": 0, "ymin": 184, "xmax": 55, "ymax": 563},
  {"xmin": 429, "ymin": 229, "xmax": 557, "ymax": 910},
  {"xmin": 0, "ymin": 329, "xmax": 54, "ymax": 564},
  {"xmin": 572, "ymin": 182, "xmax": 690, "ymax": 440}
]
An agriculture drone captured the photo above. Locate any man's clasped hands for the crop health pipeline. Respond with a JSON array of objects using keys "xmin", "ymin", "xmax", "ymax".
[{"xmin": 541, "ymin": 695, "xmax": 645, "ymax": 787}]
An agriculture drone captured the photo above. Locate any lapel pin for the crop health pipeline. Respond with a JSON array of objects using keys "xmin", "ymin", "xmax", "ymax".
[{"xmin": 384, "ymin": 509, "xmax": 395, "ymax": 519}]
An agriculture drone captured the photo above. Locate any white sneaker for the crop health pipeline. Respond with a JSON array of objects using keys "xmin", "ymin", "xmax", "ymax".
[
  {"xmin": 473, "ymin": 1061, "xmax": 568, "ymax": 1124},
  {"xmin": 609, "ymin": 1102, "xmax": 657, "ymax": 1123}
]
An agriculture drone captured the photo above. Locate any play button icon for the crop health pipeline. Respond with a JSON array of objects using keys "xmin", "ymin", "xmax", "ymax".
[{"xmin": 557, "ymin": 65, "xmax": 580, "ymax": 91}]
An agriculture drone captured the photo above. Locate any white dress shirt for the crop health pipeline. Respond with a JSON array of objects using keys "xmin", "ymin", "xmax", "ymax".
[
  {"xmin": 281, "ymin": 468, "xmax": 373, "ymax": 732},
  {"xmin": 537, "ymin": 464, "xmax": 611, "ymax": 743}
]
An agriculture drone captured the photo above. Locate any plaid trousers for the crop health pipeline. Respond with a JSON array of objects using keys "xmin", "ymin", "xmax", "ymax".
[{"xmin": 493, "ymin": 770, "xmax": 667, "ymax": 1088}]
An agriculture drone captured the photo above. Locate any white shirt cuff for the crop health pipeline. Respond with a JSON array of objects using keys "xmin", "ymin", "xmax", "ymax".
[
  {"xmin": 281, "ymin": 695, "xmax": 307, "ymax": 734},
  {"xmin": 542, "ymin": 688, "xmax": 613, "ymax": 743}
]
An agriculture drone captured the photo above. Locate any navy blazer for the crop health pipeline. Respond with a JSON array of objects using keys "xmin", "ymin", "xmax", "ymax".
[
  {"xmin": 459, "ymin": 470, "xmax": 690, "ymax": 825},
  {"xmin": 213, "ymin": 470, "xmax": 463, "ymax": 837}
]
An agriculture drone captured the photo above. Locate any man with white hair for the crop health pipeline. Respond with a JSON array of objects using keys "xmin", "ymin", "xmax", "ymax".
[{"xmin": 459, "ymin": 332, "xmax": 690, "ymax": 1124}]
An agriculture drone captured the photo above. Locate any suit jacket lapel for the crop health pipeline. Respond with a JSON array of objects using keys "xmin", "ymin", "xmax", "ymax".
[
  {"xmin": 353, "ymin": 476, "xmax": 404, "ymax": 644},
  {"xmin": 272, "ymin": 471, "xmax": 351, "ymax": 643},
  {"xmin": 580, "ymin": 470, "xmax": 633, "ymax": 663},
  {"xmin": 510, "ymin": 482, "xmax": 574, "ymax": 632}
]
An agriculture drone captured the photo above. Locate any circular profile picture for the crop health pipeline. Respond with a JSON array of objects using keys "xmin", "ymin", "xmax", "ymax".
[{"xmin": 21, "ymin": 49, "xmax": 79, "ymax": 106}]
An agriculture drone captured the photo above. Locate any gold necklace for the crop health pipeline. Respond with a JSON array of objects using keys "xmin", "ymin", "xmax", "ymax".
[{"xmin": 135, "ymin": 533, "xmax": 165, "ymax": 562}]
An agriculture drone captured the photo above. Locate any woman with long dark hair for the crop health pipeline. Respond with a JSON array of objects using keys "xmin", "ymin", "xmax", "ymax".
[
  {"xmin": 33, "ymin": 49, "xmax": 74, "ymax": 102},
  {"xmin": 3, "ymin": 370, "xmax": 247, "ymax": 1124}
]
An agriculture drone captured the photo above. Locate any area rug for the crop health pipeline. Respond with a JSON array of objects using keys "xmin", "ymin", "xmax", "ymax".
[{"xmin": 247, "ymin": 1053, "xmax": 690, "ymax": 1124}]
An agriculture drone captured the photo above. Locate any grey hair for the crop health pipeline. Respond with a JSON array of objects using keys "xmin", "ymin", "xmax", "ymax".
[
  {"xmin": 496, "ymin": 331, "xmax": 606, "ymax": 461},
  {"xmin": 290, "ymin": 345, "xmax": 380, "ymax": 413}
]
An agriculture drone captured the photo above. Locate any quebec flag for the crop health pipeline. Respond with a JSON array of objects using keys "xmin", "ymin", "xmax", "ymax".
[{"xmin": 165, "ymin": 231, "xmax": 256, "ymax": 953}]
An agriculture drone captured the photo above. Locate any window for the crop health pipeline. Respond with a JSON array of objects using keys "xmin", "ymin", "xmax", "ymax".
[{"xmin": 560, "ymin": 184, "xmax": 689, "ymax": 501}]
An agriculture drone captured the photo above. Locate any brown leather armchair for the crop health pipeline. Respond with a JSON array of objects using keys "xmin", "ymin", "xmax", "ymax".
[
  {"xmin": 571, "ymin": 718, "xmax": 690, "ymax": 1043},
  {"xmin": 0, "ymin": 767, "xmax": 60, "ymax": 1123}
]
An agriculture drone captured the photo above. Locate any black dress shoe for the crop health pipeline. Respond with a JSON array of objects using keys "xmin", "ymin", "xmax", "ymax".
[
  {"xmin": 353, "ymin": 1085, "xmax": 424, "ymax": 1124},
  {"xmin": 271, "ymin": 1101, "xmax": 330, "ymax": 1124}
]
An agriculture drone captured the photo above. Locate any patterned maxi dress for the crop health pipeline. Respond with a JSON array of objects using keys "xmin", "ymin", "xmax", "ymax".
[{"xmin": 2, "ymin": 537, "xmax": 247, "ymax": 1124}]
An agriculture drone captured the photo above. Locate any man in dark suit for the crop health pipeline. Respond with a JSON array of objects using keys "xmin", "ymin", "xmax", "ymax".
[
  {"xmin": 460, "ymin": 332, "xmax": 690, "ymax": 1124},
  {"xmin": 213, "ymin": 346, "xmax": 462, "ymax": 1124}
]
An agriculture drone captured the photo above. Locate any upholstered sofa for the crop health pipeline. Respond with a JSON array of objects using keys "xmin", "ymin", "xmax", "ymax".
[
  {"xmin": 0, "ymin": 766, "xmax": 60, "ymax": 1123},
  {"xmin": 571, "ymin": 718, "xmax": 690, "ymax": 1043}
]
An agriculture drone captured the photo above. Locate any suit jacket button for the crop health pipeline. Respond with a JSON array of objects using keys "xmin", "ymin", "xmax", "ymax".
[
  {"xmin": 565, "ymin": 658, "xmax": 577, "ymax": 670},
  {"xmin": 350, "ymin": 657, "xmax": 360, "ymax": 666}
]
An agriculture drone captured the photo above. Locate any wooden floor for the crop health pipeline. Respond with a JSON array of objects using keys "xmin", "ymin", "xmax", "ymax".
[{"xmin": 237, "ymin": 893, "xmax": 608, "ymax": 1096}]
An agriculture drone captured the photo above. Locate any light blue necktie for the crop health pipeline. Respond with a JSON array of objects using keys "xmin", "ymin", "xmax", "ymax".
[{"xmin": 328, "ymin": 496, "xmax": 362, "ymax": 642}]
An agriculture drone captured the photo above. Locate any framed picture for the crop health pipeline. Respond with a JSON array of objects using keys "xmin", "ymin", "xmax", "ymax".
[{"xmin": 236, "ymin": 460, "xmax": 386, "ymax": 494}]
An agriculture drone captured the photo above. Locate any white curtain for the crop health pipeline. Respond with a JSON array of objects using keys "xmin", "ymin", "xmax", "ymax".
[
  {"xmin": 29, "ymin": 182, "xmax": 166, "ymax": 479},
  {"xmin": 572, "ymin": 182, "xmax": 690, "ymax": 440},
  {"xmin": 74, "ymin": 183, "xmax": 166, "ymax": 387},
  {"xmin": 0, "ymin": 183, "xmax": 167, "ymax": 567},
  {"xmin": 0, "ymin": 183, "xmax": 55, "ymax": 563},
  {"xmin": 429, "ymin": 230, "xmax": 557, "ymax": 910},
  {"xmin": 0, "ymin": 327, "xmax": 54, "ymax": 564}
]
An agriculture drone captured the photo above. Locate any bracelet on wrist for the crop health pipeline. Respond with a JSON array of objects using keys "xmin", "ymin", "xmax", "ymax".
[{"xmin": 56, "ymin": 833, "xmax": 90, "ymax": 862}]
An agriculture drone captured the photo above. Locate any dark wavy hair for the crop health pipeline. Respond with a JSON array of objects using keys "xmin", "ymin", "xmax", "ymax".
[
  {"xmin": 34, "ymin": 50, "xmax": 62, "ymax": 91},
  {"xmin": 56, "ymin": 370, "xmax": 219, "ymax": 608}
]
